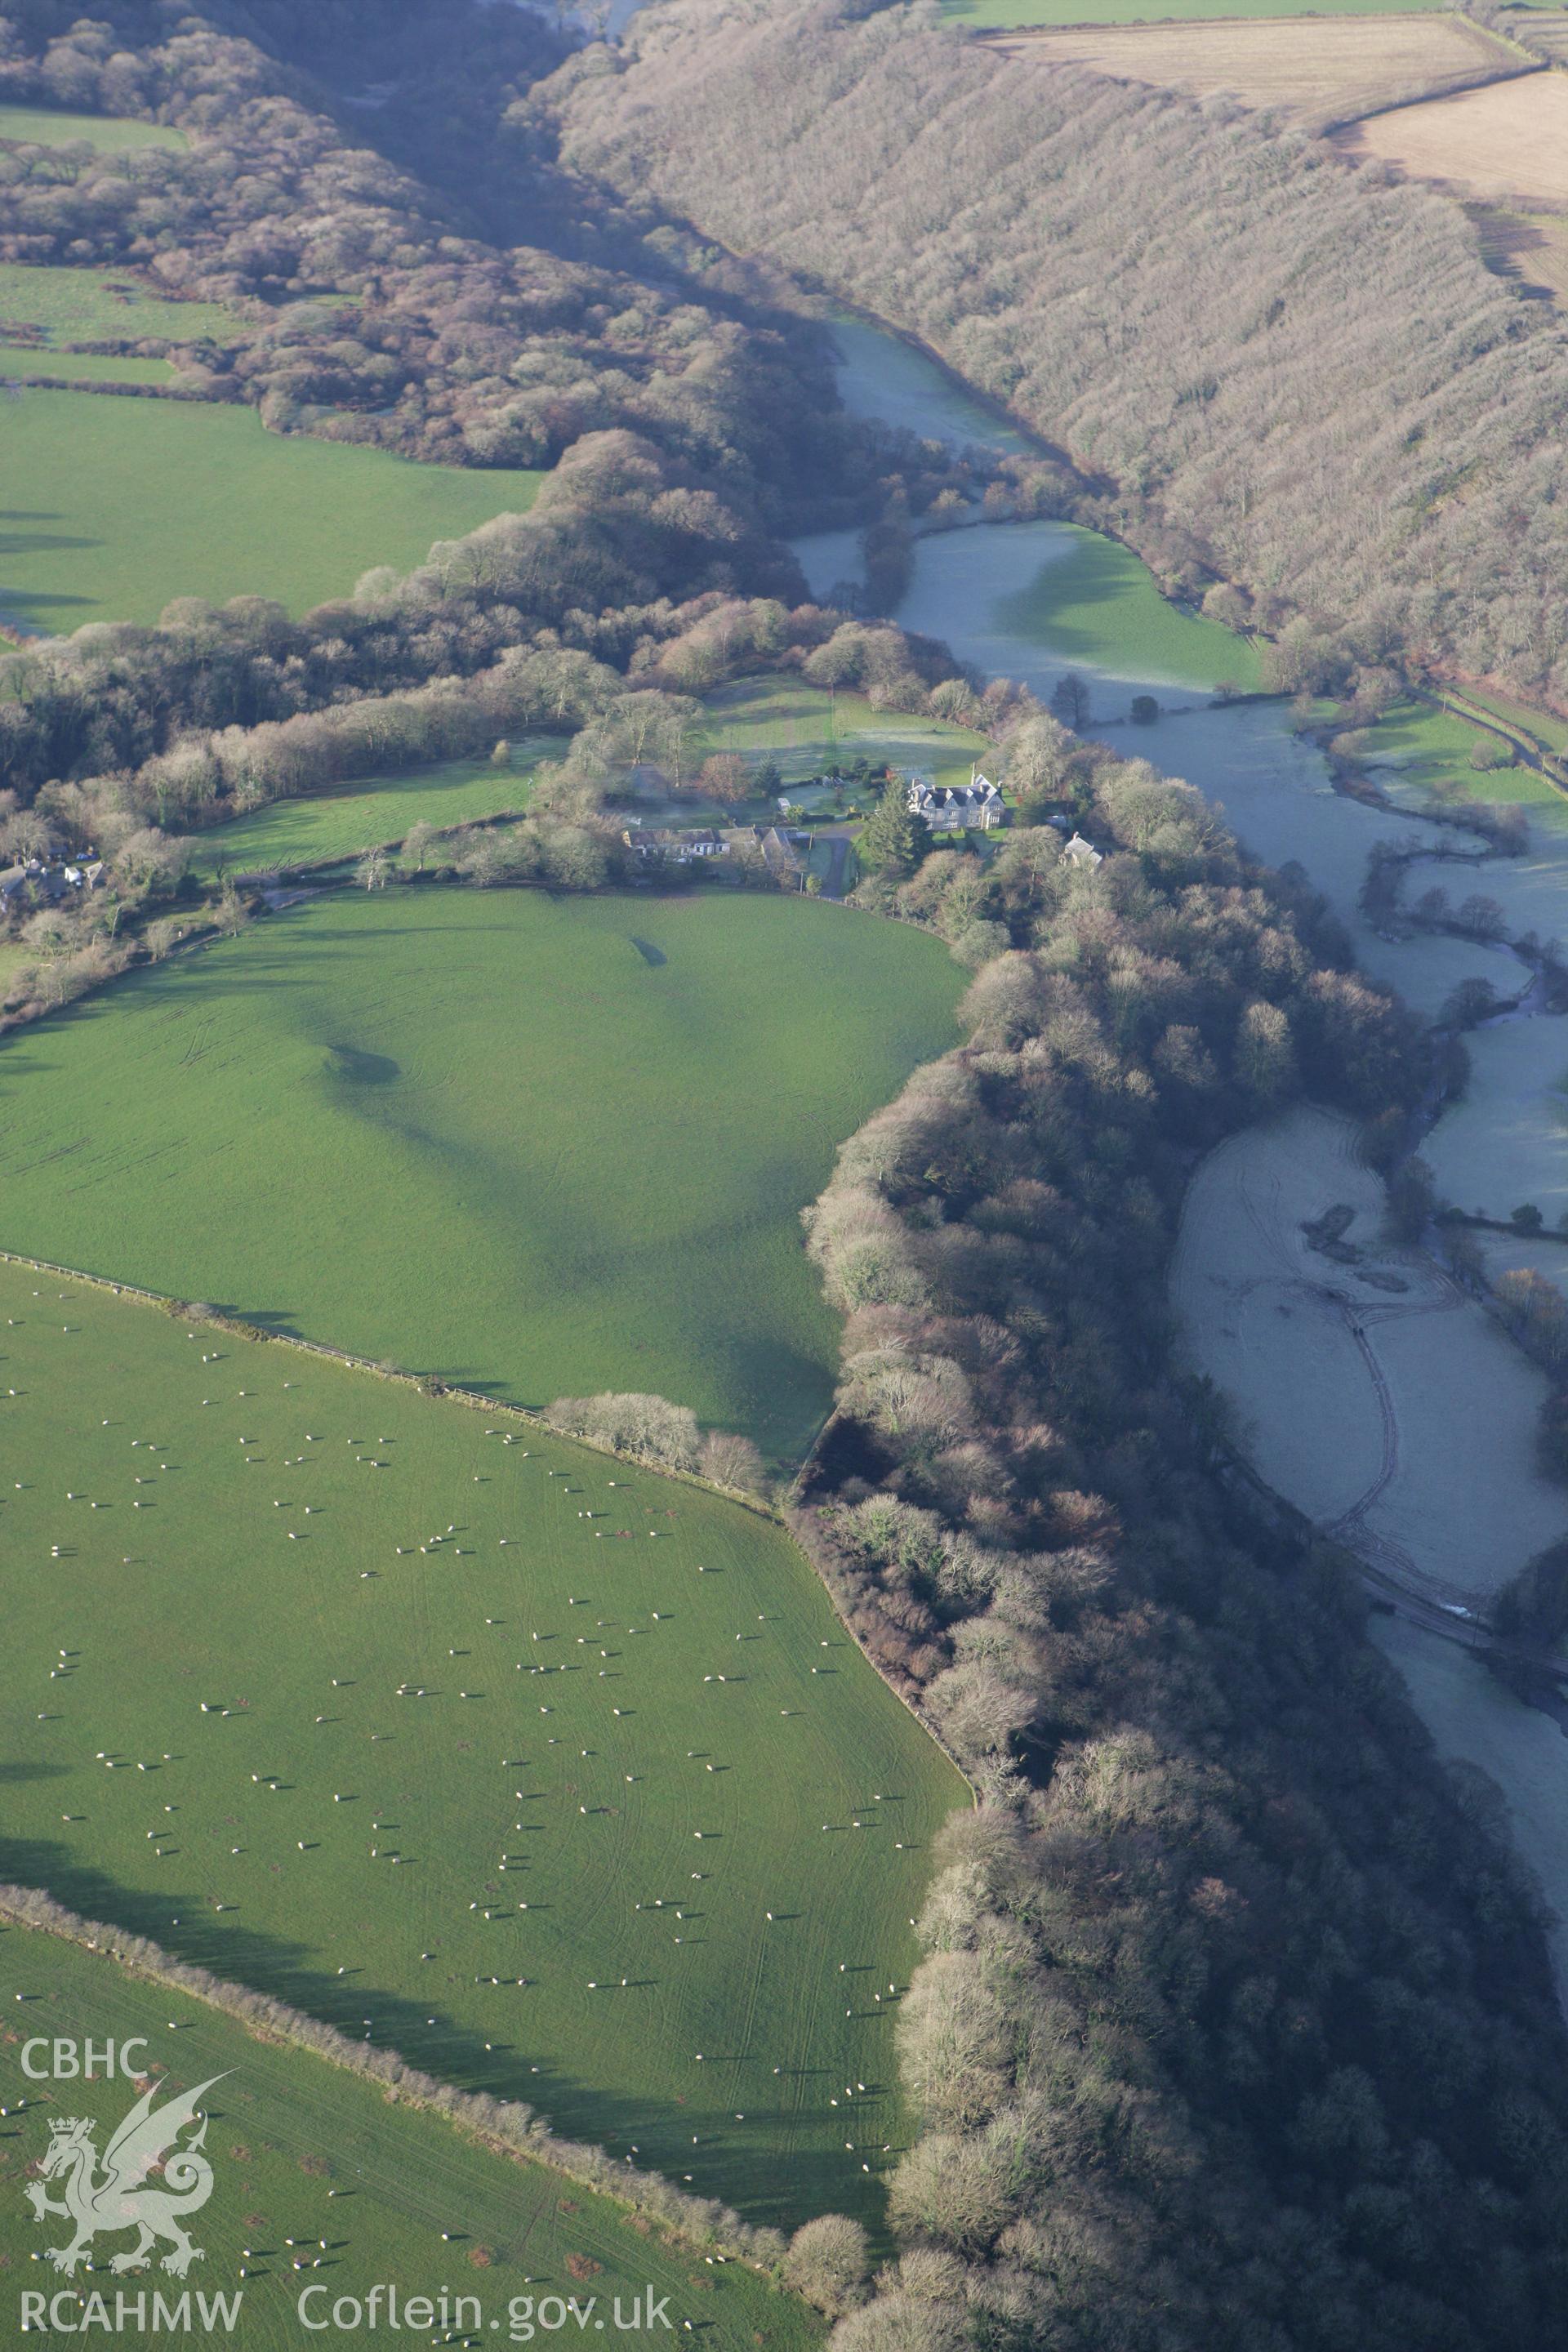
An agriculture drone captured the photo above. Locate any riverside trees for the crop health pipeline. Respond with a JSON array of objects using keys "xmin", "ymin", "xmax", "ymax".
[{"xmin": 787, "ymin": 747, "xmax": 1568, "ymax": 2352}]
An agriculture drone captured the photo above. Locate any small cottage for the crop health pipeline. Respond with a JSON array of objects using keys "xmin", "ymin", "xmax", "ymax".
[{"xmin": 1060, "ymin": 831, "xmax": 1103, "ymax": 869}]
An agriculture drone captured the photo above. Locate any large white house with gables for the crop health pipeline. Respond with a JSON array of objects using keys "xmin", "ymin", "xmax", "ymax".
[{"xmin": 907, "ymin": 769, "xmax": 1006, "ymax": 833}]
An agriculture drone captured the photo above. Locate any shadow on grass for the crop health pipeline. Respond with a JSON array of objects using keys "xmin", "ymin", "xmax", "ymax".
[{"xmin": 0, "ymin": 1833, "xmax": 880, "ymax": 2230}]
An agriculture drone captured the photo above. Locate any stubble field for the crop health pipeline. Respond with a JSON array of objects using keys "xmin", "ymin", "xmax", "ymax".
[
  {"xmin": 1331, "ymin": 67, "xmax": 1568, "ymax": 203},
  {"xmin": 940, "ymin": 0, "xmax": 1441, "ymax": 26}
]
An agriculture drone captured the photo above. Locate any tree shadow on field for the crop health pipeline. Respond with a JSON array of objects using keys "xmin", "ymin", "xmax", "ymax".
[
  {"xmin": 0, "ymin": 521, "xmax": 101, "ymax": 556},
  {"xmin": 0, "ymin": 582, "xmax": 96, "ymax": 626},
  {"xmin": 322, "ymin": 1040, "xmax": 401, "ymax": 1086},
  {"xmin": 992, "ymin": 537, "xmax": 1136, "ymax": 666},
  {"xmin": 723, "ymin": 1332, "xmax": 834, "ymax": 1469},
  {"xmin": 0, "ymin": 1835, "xmax": 875, "ymax": 2232}
]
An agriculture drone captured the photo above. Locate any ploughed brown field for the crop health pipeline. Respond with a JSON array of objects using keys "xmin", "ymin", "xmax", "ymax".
[
  {"xmin": 1332, "ymin": 71, "xmax": 1568, "ymax": 301},
  {"xmin": 1332, "ymin": 68, "xmax": 1568, "ymax": 200},
  {"xmin": 984, "ymin": 12, "xmax": 1524, "ymax": 124}
]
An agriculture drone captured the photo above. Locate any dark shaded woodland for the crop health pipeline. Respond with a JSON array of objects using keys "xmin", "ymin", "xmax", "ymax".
[{"xmin": 791, "ymin": 743, "xmax": 1568, "ymax": 2351}]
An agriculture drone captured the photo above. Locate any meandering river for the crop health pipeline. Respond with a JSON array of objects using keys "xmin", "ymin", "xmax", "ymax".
[{"xmin": 794, "ymin": 315, "xmax": 1568, "ymax": 1995}]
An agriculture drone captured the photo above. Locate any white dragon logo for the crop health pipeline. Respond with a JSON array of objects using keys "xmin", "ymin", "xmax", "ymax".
[{"xmin": 25, "ymin": 2074, "xmax": 227, "ymax": 2278}]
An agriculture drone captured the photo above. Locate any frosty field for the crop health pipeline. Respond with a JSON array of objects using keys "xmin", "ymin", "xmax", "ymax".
[{"xmin": 1172, "ymin": 1105, "xmax": 1568, "ymax": 1600}]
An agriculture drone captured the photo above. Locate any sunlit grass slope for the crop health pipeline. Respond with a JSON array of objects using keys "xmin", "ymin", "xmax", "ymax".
[
  {"xmin": 0, "ymin": 102, "xmax": 187, "ymax": 150},
  {"xmin": 186, "ymin": 744, "xmax": 571, "ymax": 878},
  {"xmin": 0, "ymin": 889, "xmax": 962, "ymax": 1457}
]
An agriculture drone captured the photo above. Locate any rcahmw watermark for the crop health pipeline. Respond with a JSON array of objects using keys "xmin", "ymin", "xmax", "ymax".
[
  {"xmin": 20, "ymin": 2288, "xmax": 243, "ymax": 2332},
  {"xmin": 299, "ymin": 2286, "xmax": 677, "ymax": 2340}
]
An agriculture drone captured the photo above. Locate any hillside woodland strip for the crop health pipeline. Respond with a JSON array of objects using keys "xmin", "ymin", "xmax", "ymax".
[{"xmin": 555, "ymin": 0, "xmax": 1568, "ymax": 710}]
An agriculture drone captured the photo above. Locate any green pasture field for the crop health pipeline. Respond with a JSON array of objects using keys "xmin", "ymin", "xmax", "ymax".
[
  {"xmin": 0, "ymin": 1263, "xmax": 968, "ymax": 2230},
  {"xmin": 939, "ymin": 0, "xmax": 1437, "ymax": 23},
  {"xmin": 0, "ymin": 1926, "xmax": 819, "ymax": 2350},
  {"xmin": 186, "ymin": 744, "xmax": 572, "ymax": 879},
  {"xmin": 1460, "ymin": 684, "xmax": 1568, "ymax": 758},
  {"xmin": 0, "ymin": 261, "xmax": 246, "ymax": 347},
  {"xmin": 0, "ymin": 888, "xmax": 962, "ymax": 1458},
  {"xmin": 0, "ymin": 350, "xmax": 174, "ymax": 382},
  {"xmin": 996, "ymin": 523, "xmax": 1262, "ymax": 689},
  {"xmin": 0, "ymin": 393, "xmax": 542, "ymax": 631},
  {"xmin": 697, "ymin": 677, "xmax": 988, "ymax": 788},
  {"xmin": 0, "ymin": 103, "xmax": 186, "ymax": 151},
  {"xmin": 1358, "ymin": 697, "xmax": 1563, "ymax": 808}
]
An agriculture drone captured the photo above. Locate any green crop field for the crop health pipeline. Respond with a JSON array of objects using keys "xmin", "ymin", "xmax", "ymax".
[
  {"xmin": 0, "ymin": 103, "xmax": 187, "ymax": 151},
  {"xmin": 0, "ymin": 889, "xmax": 961, "ymax": 1458},
  {"xmin": 0, "ymin": 393, "xmax": 542, "ymax": 631},
  {"xmin": 0, "ymin": 1923, "xmax": 820, "ymax": 2349},
  {"xmin": 995, "ymin": 523, "xmax": 1262, "ymax": 688},
  {"xmin": 0, "ymin": 261, "xmax": 246, "ymax": 347},
  {"xmin": 0, "ymin": 1265, "xmax": 967, "ymax": 2230},
  {"xmin": 696, "ymin": 677, "xmax": 988, "ymax": 787},
  {"xmin": 940, "ymin": 0, "xmax": 1436, "ymax": 24},
  {"xmin": 187, "ymin": 745, "xmax": 571, "ymax": 879}
]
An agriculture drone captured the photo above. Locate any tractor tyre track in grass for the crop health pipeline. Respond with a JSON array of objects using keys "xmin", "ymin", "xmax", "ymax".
[{"xmin": 1322, "ymin": 1289, "xmax": 1471, "ymax": 1587}]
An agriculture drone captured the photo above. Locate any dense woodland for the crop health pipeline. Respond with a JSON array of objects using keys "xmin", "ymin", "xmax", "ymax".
[
  {"xmin": 555, "ymin": 0, "xmax": 1568, "ymax": 710},
  {"xmin": 0, "ymin": 0, "xmax": 847, "ymax": 494},
  {"xmin": 791, "ymin": 740, "xmax": 1568, "ymax": 2351}
]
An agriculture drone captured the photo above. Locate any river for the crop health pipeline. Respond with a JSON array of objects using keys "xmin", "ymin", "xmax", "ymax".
[{"xmin": 793, "ymin": 315, "xmax": 1568, "ymax": 1996}]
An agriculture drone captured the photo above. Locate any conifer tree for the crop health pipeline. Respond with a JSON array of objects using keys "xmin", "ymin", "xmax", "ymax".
[{"xmin": 858, "ymin": 776, "xmax": 931, "ymax": 877}]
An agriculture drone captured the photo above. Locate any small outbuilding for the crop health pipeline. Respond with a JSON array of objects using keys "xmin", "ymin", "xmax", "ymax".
[{"xmin": 1059, "ymin": 831, "xmax": 1103, "ymax": 869}]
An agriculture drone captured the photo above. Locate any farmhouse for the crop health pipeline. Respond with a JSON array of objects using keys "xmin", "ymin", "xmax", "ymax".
[
  {"xmin": 0, "ymin": 856, "xmax": 105, "ymax": 909},
  {"xmin": 907, "ymin": 771, "xmax": 1006, "ymax": 832},
  {"xmin": 1060, "ymin": 831, "xmax": 1103, "ymax": 869}
]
